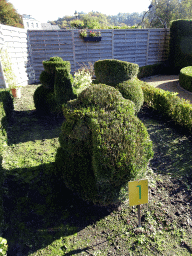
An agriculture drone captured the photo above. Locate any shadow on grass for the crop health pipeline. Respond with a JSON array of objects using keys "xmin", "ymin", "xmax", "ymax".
[
  {"xmin": 138, "ymin": 105, "xmax": 192, "ymax": 178},
  {"xmin": 5, "ymin": 110, "xmax": 65, "ymax": 145},
  {"xmin": 3, "ymin": 163, "xmax": 111, "ymax": 256}
]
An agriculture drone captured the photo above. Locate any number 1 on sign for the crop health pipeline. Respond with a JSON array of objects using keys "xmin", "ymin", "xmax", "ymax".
[
  {"xmin": 128, "ymin": 180, "xmax": 148, "ymax": 206},
  {"xmin": 137, "ymin": 185, "xmax": 141, "ymax": 199}
]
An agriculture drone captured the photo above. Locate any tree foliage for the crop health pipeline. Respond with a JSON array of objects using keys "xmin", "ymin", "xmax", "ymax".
[
  {"xmin": 49, "ymin": 1, "xmax": 192, "ymax": 30},
  {"xmin": 143, "ymin": 0, "xmax": 187, "ymax": 28},
  {"xmin": 0, "ymin": 0, "xmax": 23, "ymax": 28},
  {"xmin": 49, "ymin": 11, "xmax": 144, "ymax": 29}
]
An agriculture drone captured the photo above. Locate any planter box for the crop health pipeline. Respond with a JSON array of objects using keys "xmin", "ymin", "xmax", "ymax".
[
  {"xmin": 83, "ymin": 37, "xmax": 102, "ymax": 42},
  {"xmin": 11, "ymin": 88, "xmax": 21, "ymax": 98}
]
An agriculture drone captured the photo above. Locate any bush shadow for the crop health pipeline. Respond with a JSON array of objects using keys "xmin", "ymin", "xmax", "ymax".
[
  {"xmin": 5, "ymin": 110, "xmax": 65, "ymax": 145},
  {"xmin": 3, "ymin": 162, "xmax": 112, "ymax": 256},
  {"xmin": 138, "ymin": 105, "xmax": 192, "ymax": 178}
]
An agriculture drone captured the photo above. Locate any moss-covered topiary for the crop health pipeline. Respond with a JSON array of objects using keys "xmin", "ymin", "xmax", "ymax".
[
  {"xmin": 75, "ymin": 83, "xmax": 135, "ymax": 114},
  {"xmin": 40, "ymin": 57, "xmax": 71, "ymax": 90},
  {"xmin": 34, "ymin": 57, "xmax": 76, "ymax": 116},
  {"xmin": 55, "ymin": 84, "xmax": 153, "ymax": 206},
  {"xmin": 116, "ymin": 78, "xmax": 144, "ymax": 113},
  {"xmin": 54, "ymin": 67, "xmax": 76, "ymax": 105},
  {"xmin": 39, "ymin": 70, "xmax": 54, "ymax": 90},
  {"xmin": 179, "ymin": 66, "xmax": 192, "ymax": 92},
  {"xmin": 94, "ymin": 59, "xmax": 139, "ymax": 86},
  {"xmin": 33, "ymin": 85, "xmax": 62, "ymax": 116},
  {"xmin": 43, "ymin": 57, "xmax": 71, "ymax": 76}
]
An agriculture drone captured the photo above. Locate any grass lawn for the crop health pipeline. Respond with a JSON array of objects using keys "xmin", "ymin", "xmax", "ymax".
[{"xmin": 2, "ymin": 84, "xmax": 192, "ymax": 255}]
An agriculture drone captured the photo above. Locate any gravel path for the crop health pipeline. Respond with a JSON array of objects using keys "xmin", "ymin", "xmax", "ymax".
[{"xmin": 141, "ymin": 75, "xmax": 192, "ymax": 103}]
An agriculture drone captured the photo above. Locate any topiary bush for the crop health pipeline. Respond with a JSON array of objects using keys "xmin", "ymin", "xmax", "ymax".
[
  {"xmin": 34, "ymin": 57, "xmax": 75, "ymax": 116},
  {"xmin": 94, "ymin": 59, "xmax": 139, "ymax": 86},
  {"xmin": 169, "ymin": 20, "xmax": 192, "ymax": 73},
  {"xmin": 179, "ymin": 66, "xmax": 192, "ymax": 92},
  {"xmin": 33, "ymin": 85, "xmax": 62, "ymax": 116},
  {"xmin": 40, "ymin": 57, "xmax": 71, "ymax": 90},
  {"xmin": 55, "ymin": 84, "xmax": 153, "ymax": 206},
  {"xmin": 39, "ymin": 70, "xmax": 54, "ymax": 91},
  {"xmin": 116, "ymin": 78, "xmax": 144, "ymax": 113},
  {"xmin": 54, "ymin": 67, "xmax": 76, "ymax": 105}
]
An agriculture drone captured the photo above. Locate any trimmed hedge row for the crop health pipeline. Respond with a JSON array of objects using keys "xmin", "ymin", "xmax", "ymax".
[
  {"xmin": 56, "ymin": 84, "xmax": 153, "ymax": 206},
  {"xmin": 179, "ymin": 66, "xmax": 192, "ymax": 92},
  {"xmin": 141, "ymin": 81, "xmax": 192, "ymax": 132}
]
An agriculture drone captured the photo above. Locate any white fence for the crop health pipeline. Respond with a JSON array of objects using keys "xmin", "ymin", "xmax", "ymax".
[
  {"xmin": 0, "ymin": 24, "xmax": 35, "ymax": 88},
  {"xmin": 0, "ymin": 25, "xmax": 170, "ymax": 87}
]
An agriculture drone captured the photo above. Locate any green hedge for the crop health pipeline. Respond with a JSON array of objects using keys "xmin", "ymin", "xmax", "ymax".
[
  {"xmin": 169, "ymin": 20, "xmax": 192, "ymax": 73},
  {"xmin": 54, "ymin": 67, "xmax": 76, "ymax": 105},
  {"xmin": 33, "ymin": 85, "xmax": 62, "ymax": 116},
  {"xmin": 34, "ymin": 57, "xmax": 75, "ymax": 116},
  {"xmin": 141, "ymin": 81, "xmax": 192, "ymax": 132},
  {"xmin": 179, "ymin": 66, "xmax": 192, "ymax": 92},
  {"xmin": 116, "ymin": 78, "xmax": 144, "ymax": 113},
  {"xmin": 0, "ymin": 89, "xmax": 13, "ymax": 239},
  {"xmin": 56, "ymin": 84, "xmax": 153, "ymax": 206},
  {"xmin": 94, "ymin": 59, "xmax": 139, "ymax": 86},
  {"xmin": 138, "ymin": 63, "xmax": 166, "ymax": 78},
  {"xmin": 40, "ymin": 57, "xmax": 71, "ymax": 90}
]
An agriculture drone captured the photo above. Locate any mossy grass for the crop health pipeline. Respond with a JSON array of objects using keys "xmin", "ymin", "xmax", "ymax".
[{"xmin": 1, "ymin": 84, "xmax": 192, "ymax": 255}]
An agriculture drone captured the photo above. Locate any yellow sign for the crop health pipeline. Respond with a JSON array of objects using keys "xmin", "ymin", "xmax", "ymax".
[{"xmin": 128, "ymin": 179, "xmax": 148, "ymax": 206}]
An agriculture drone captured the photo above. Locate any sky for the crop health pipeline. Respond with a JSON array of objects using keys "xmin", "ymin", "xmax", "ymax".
[{"xmin": 8, "ymin": 0, "xmax": 152, "ymax": 23}]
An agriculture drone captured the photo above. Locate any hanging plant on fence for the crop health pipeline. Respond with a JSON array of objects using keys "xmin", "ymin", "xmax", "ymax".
[{"xmin": 79, "ymin": 29, "xmax": 102, "ymax": 42}]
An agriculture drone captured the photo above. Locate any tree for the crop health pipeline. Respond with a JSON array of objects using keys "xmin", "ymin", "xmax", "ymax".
[
  {"xmin": 0, "ymin": 0, "xmax": 23, "ymax": 28},
  {"xmin": 180, "ymin": 0, "xmax": 192, "ymax": 19},
  {"xmin": 145, "ymin": 0, "xmax": 182, "ymax": 28}
]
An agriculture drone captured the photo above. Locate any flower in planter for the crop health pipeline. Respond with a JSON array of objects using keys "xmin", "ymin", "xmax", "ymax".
[
  {"xmin": 79, "ymin": 29, "xmax": 87, "ymax": 38},
  {"xmin": 89, "ymin": 30, "xmax": 101, "ymax": 37}
]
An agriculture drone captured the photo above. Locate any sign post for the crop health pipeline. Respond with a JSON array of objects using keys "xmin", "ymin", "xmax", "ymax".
[{"xmin": 128, "ymin": 179, "xmax": 148, "ymax": 227}]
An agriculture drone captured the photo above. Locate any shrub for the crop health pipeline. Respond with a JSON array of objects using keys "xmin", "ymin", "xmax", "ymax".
[
  {"xmin": 54, "ymin": 67, "xmax": 76, "ymax": 105},
  {"xmin": 179, "ymin": 66, "xmax": 192, "ymax": 92},
  {"xmin": 138, "ymin": 63, "xmax": 165, "ymax": 78},
  {"xmin": 74, "ymin": 83, "xmax": 135, "ymax": 114},
  {"xmin": 39, "ymin": 71, "xmax": 54, "ymax": 90},
  {"xmin": 0, "ymin": 90, "xmax": 14, "ymax": 121},
  {"xmin": 169, "ymin": 20, "xmax": 192, "ymax": 73},
  {"xmin": 116, "ymin": 78, "xmax": 144, "ymax": 113},
  {"xmin": 56, "ymin": 84, "xmax": 153, "ymax": 206},
  {"xmin": 72, "ymin": 68, "xmax": 92, "ymax": 95},
  {"xmin": 94, "ymin": 59, "xmax": 139, "ymax": 86},
  {"xmin": 33, "ymin": 85, "xmax": 61, "ymax": 116},
  {"xmin": 34, "ymin": 57, "xmax": 75, "ymax": 116},
  {"xmin": 0, "ymin": 237, "xmax": 8, "ymax": 255},
  {"xmin": 41, "ymin": 57, "xmax": 71, "ymax": 90},
  {"xmin": 141, "ymin": 81, "xmax": 192, "ymax": 132},
  {"xmin": 43, "ymin": 57, "xmax": 71, "ymax": 75},
  {"xmin": 0, "ymin": 90, "xmax": 12, "ymax": 239}
]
